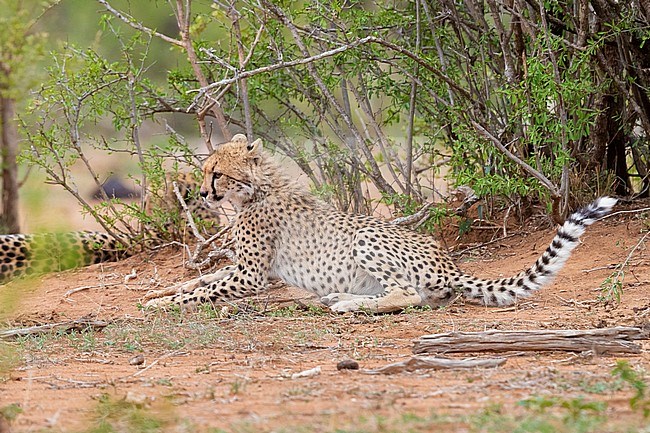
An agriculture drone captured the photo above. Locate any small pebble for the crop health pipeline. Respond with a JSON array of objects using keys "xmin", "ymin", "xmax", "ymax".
[
  {"xmin": 129, "ymin": 354, "xmax": 145, "ymax": 366},
  {"xmin": 336, "ymin": 359, "xmax": 359, "ymax": 371}
]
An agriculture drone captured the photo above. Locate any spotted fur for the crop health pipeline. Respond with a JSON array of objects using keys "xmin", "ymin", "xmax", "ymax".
[
  {"xmin": 0, "ymin": 173, "xmax": 214, "ymax": 283},
  {"xmin": 0, "ymin": 231, "xmax": 122, "ymax": 283},
  {"xmin": 145, "ymin": 134, "xmax": 617, "ymax": 313}
]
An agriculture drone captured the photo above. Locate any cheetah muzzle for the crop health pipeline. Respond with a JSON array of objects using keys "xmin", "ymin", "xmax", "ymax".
[{"xmin": 145, "ymin": 134, "xmax": 617, "ymax": 313}]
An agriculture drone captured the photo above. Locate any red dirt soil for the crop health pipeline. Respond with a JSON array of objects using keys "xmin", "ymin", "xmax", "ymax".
[{"xmin": 0, "ymin": 208, "xmax": 649, "ymax": 432}]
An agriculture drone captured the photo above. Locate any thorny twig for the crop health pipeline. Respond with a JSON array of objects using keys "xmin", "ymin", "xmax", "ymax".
[
  {"xmin": 27, "ymin": 140, "xmax": 130, "ymax": 245},
  {"xmin": 171, "ymin": 181, "xmax": 235, "ymax": 270},
  {"xmin": 471, "ymin": 121, "xmax": 560, "ymax": 198},
  {"xmin": 230, "ymin": 5, "xmax": 254, "ymax": 139},
  {"xmin": 193, "ymin": 35, "xmax": 382, "ymax": 96},
  {"xmin": 405, "ymin": 0, "xmax": 421, "ymax": 196},
  {"xmin": 391, "ymin": 186, "xmax": 479, "ymax": 227},
  {"xmin": 600, "ymin": 231, "xmax": 650, "ymax": 303},
  {"xmin": 123, "ymin": 40, "xmax": 150, "ymax": 230},
  {"xmin": 263, "ymin": 1, "xmax": 396, "ymax": 198},
  {"xmin": 194, "ymin": 32, "xmax": 472, "ymax": 102},
  {"xmin": 174, "ymin": 0, "xmax": 230, "ymax": 143},
  {"xmin": 97, "ymin": 0, "xmax": 184, "ymax": 47}
]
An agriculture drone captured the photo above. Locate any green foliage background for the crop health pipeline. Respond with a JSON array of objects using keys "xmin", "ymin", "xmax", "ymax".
[{"xmin": 4, "ymin": 0, "xmax": 650, "ymax": 229}]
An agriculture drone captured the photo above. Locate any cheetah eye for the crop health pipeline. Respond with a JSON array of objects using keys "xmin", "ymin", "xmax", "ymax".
[{"xmin": 213, "ymin": 172, "xmax": 223, "ymax": 180}]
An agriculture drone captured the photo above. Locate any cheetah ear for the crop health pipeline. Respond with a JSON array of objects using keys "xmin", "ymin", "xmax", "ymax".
[
  {"xmin": 247, "ymin": 138, "xmax": 262, "ymax": 154},
  {"xmin": 246, "ymin": 138, "xmax": 262, "ymax": 165},
  {"xmin": 231, "ymin": 134, "xmax": 248, "ymax": 144}
]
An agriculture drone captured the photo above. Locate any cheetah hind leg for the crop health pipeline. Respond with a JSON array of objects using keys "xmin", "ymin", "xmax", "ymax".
[
  {"xmin": 322, "ymin": 269, "xmax": 423, "ymax": 313},
  {"xmin": 143, "ymin": 265, "xmax": 236, "ymax": 304},
  {"xmin": 324, "ymin": 284, "xmax": 422, "ymax": 313},
  {"xmin": 321, "ymin": 292, "xmax": 375, "ymax": 307},
  {"xmin": 323, "ymin": 230, "xmax": 424, "ymax": 313},
  {"xmin": 321, "ymin": 291, "xmax": 418, "ymax": 313}
]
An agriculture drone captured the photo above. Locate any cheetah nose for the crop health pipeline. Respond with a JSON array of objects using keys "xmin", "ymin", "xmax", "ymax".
[{"xmin": 199, "ymin": 190, "xmax": 208, "ymax": 198}]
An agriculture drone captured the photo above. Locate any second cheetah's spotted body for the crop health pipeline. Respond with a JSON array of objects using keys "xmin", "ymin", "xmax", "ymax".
[
  {"xmin": 0, "ymin": 173, "xmax": 214, "ymax": 283},
  {"xmin": 146, "ymin": 134, "xmax": 617, "ymax": 313},
  {"xmin": 0, "ymin": 231, "xmax": 122, "ymax": 283}
]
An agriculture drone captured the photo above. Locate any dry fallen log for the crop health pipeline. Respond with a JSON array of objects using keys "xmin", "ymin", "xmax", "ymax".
[
  {"xmin": 363, "ymin": 356, "xmax": 506, "ymax": 375},
  {"xmin": 414, "ymin": 326, "xmax": 648, "ymax": 355},
  {"xmin": 0, "ymin": 318, "xmax": 109, "ymax": 340}
]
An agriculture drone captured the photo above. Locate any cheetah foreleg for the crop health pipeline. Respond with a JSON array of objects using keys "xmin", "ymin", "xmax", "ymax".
[
  {"xmin": 144, "ymin": 264, "xmax": 269, "ymax": 310},
  {"xmin": 143, "ymin": 265, "xmax": 236, "ymax": 304}
]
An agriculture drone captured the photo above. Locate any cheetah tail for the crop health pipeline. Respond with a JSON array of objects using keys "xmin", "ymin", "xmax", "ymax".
[{"xmin": 457, "ymin": 196, "xmax": 617, "ymax": 306}]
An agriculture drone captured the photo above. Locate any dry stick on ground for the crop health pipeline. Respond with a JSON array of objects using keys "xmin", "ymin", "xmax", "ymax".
[
  {"xmin": 64, "ymin": 282, "xmax": 151, "ymax": 297},
  {"xmin": 64, "ymin": 283, "xmax": 121, "ymax": 297},
  {"xmin": 363, "ymin": 356, "xmax": 507, "ymax": 375},
  {"xmin": 0, "ymin": 319, "xmax": 109, "ymax": 340},
  {"xmin": 413, "ymin": 327, "xmax": 648, "ymax": 355}
]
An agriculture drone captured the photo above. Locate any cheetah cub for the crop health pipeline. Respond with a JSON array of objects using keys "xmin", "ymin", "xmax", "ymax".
[{"xmin": 145, "ymin": 134, "xmax": 616, "ymax": 313}]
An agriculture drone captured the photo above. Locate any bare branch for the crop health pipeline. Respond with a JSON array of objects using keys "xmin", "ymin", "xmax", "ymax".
[
  {"xmin": 230, "ymin": 6, "xmax": 254, "ymax": 140},
  {"xmin": 172, "ymin": 181, "xmax": 206, "ymax": 243},
  {"xmin": 471, "ymin": 120, "xmax": 560, "ymax": 198},
  {"xmin": 175, "ymin": 0, "xmax": 230, "ymax": 145},
  {"xmin": 262, "ymin": 1, "xmax": 396, "ymax": 197},
  {"xmin": 194, "ymin": 35, "xmax": 381, "ymax": 95},
  {"xmin": 97, "ymin": 0, "xmax": 183, "ymax": 47}
]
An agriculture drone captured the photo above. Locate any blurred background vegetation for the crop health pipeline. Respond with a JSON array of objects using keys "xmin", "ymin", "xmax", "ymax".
[{"xmin": 1, "ymin": 0, "xmax": 649, "ymax": 238}]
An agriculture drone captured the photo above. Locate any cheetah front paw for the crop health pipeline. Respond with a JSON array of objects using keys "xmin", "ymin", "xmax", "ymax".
[
  {"xmin": 143, "ymin": 295, "xmax": 180, "ymax": 310},
  {"xmin": 143, "ymin": 277, "xmax": 205, "ymax": 302},
  {"xmin": 143, "ymin": 288, "xmax": 181, "ymax": 302}
]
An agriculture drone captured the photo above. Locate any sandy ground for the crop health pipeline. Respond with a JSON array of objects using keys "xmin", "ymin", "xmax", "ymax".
[{"xmin": 0, "ymin": 207, "xmax": 649, "ymax": 432}]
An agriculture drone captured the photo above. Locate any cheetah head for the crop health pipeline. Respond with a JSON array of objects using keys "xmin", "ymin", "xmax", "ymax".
[{"xmin": 200, "ymin": 134, "xmax": 262, "ymax": 209}]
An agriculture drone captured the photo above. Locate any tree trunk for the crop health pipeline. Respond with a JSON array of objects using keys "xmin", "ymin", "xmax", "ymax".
[
  {"xmin": 605, "ymin": 104, "xmax": 632, "ymax": 197},
  {"xmin": 590, "ymin": 44, "xmax": 632, "ymax": 196},
  {"xmin": 0, "ymin": 95, "xmax": 21, "ymax": 233}
]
